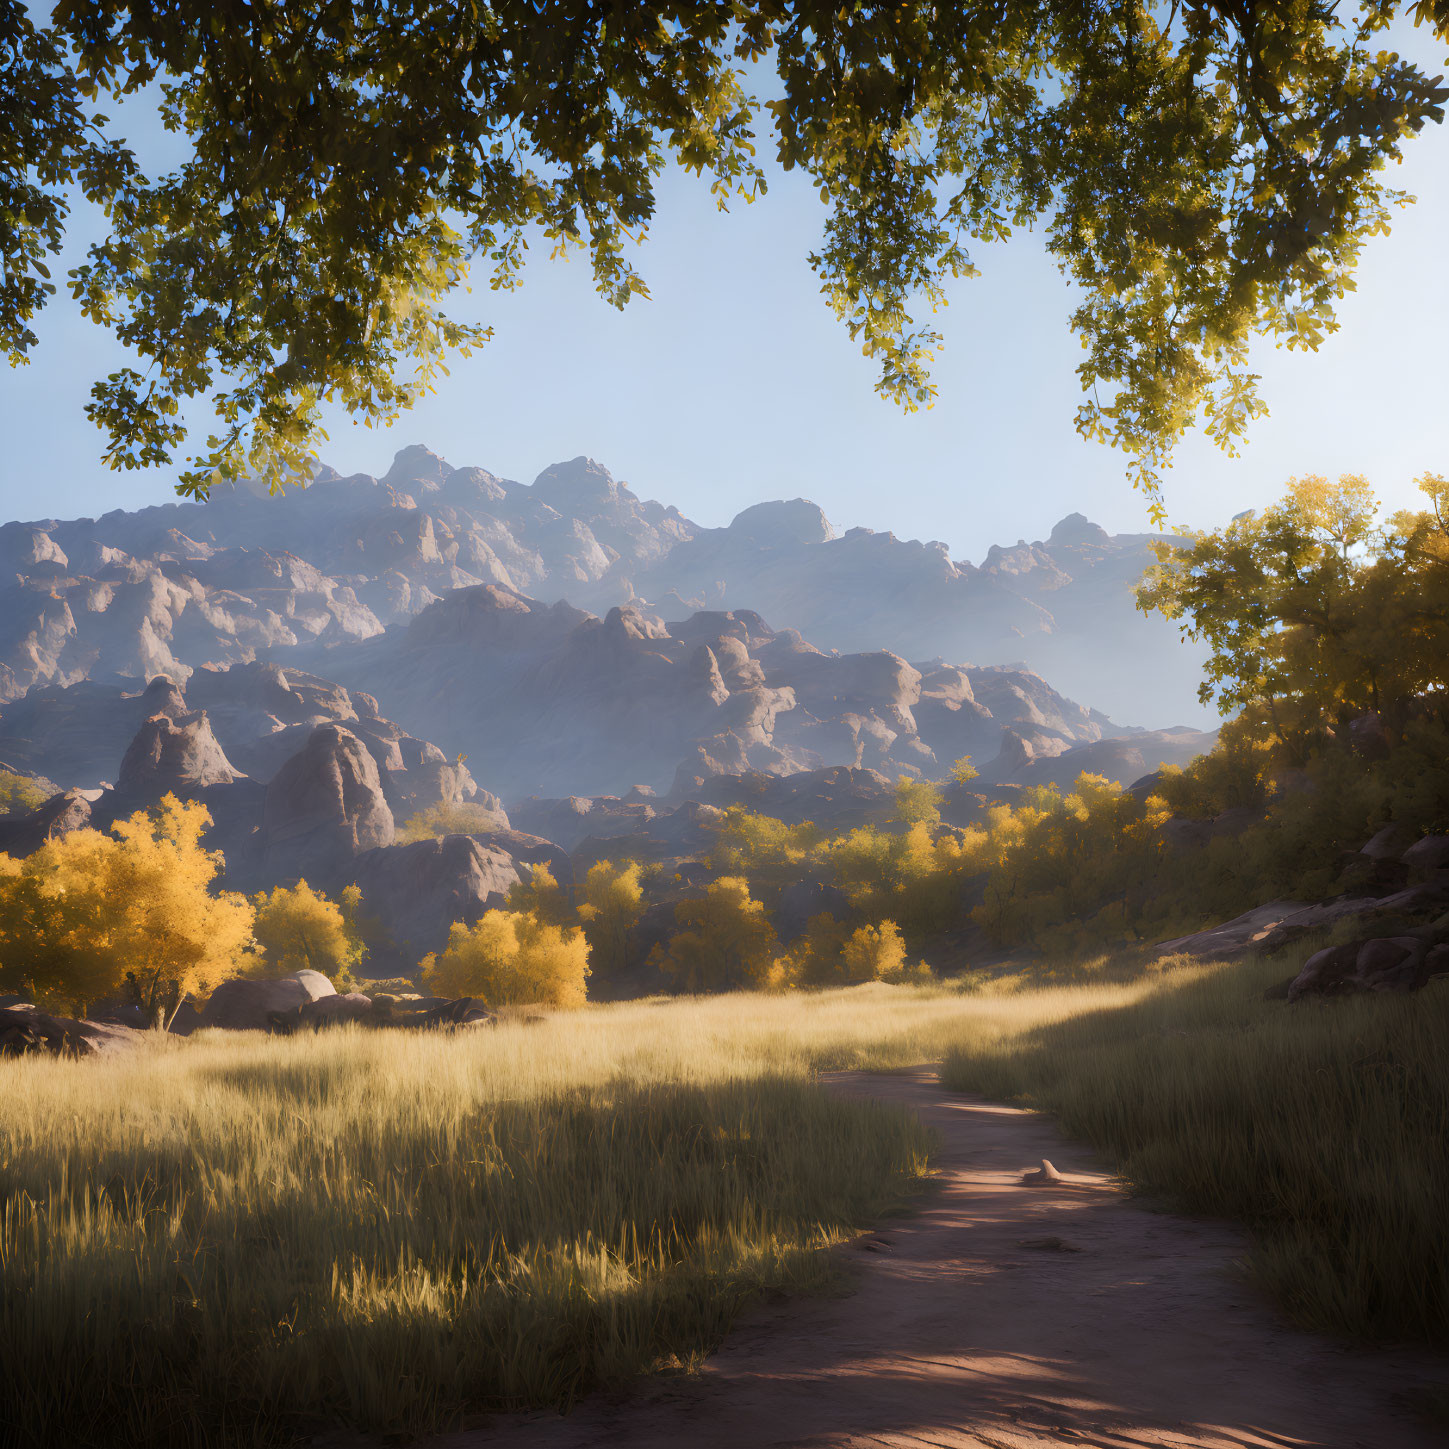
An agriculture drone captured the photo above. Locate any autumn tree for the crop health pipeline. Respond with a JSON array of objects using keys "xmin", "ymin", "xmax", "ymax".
[
  {"xmin": 505, "ymin": 864, "xmax": 574, "ymax": 928},
  {"xmin": 420, "ymin": 911, "xmax": 590, "ymax": 1008},
  {"xmin": 893, "ymin": 776, "xmax": 942, "ymax": 825},
  {"xmin": 0, "ymin": 795, "xmax": 253, "ymax": 1023},
  {"xmin": 7, "ymin": 1, "xmax": 1446, "ymax": 506},
  {"xmin": 949, "ymin": 756, "xmax": 980, "ymax": 786},
  {"xmin": 575, "ymin": 861, "xmax": 645, "ymax": 983},
  {"xmin": 1139, "ymin": 472, "xmax": 1449, "ymax": 754},
  {"xmin": 840, "ymin": 921, "xmax": 909, "ymax": 983},
  {"xmin": 655, "ymin": 876, "xmax": 781, "ymax": 993},
  {"xmin": 250, "ymin": 880, "xmax": 366, "ymax": 987}
]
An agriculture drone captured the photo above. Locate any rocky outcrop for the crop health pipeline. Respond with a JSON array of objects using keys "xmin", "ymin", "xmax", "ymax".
[
  {"xmin": 1155, "ymin": 902, "xmax": 1314, "ymax": 961},
  {"xmin": 0, "ymin": 1004, "xmax": 143, "ymax": 1057},
  {"xmin": 261, "ymin": 725, "xmax": 395, "ymax": 875},
  {"xmin": 343, "ymin": 835, "xmax": 523, "ymax": 970},
  {"xmin": 0, "ymin": 787, "xmax": 93, "ymax": 855},
  {"xmin": 117, "ymin": 710, "xmax": 241, "ymax": 797}
]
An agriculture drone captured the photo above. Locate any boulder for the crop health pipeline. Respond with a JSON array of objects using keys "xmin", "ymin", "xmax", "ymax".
[
  {"xmin": 298, "ymin": 992, "xmax": 374, "ymax": 1027},
  {"xmin": 0, "ymin": 788, "xmax": 92, "ymax": 856},
  {"xmin": 1359, "ymin": 823, "xmax": 1415, "ymax": 861},
  {"xmin": 203, "ymin": 970, "xmax": 336, "ymax": 1030},
  {"xmin": 1154, "ymin": 901, "xmax": 1308, "ymax": 961},
  {"xmin": 0, "ymin": 1005, "xmax": 143, "ymax": 1057},
  {"xmin": 1288, "ymin": 937, "xmax": 1447, "ymax": 1000},
  {"xmin": 1402, "ymin": 835, "xmax": 1449, "ymax": 873}
]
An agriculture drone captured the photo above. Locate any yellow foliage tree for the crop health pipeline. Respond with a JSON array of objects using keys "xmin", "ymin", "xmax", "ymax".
[
  {"xmin": 250, "ymin": 879, "xmax": 366, "ymax": 988},
  {"xmin": 841, "ymin": 920, "xmax": 908, "ymax": 982},
  {"xmin": 0, "ymin": 795, "xmax": 253, "ymax": 1023},
  {"xmin": 949, "ymin": 755, "xmax": 980, "ymax": 785},
  {"xmin": 787, "ymin": 912, "xmax": 852, "ymax": 988},
  {"xmin": 420, "ymin": 910, "xmax": 590, "ymax": 1007},
  {"xmin": 655, "ymin": 876, "xmax": 780, "ymax": 993},
  {"xmin": 893, "ymin": 776, "xmax": 942, "ymax": 824},
  {"xmin": 575, "ymin": 860, "xmax": 644, "ymax": 981},
  {"xmin": 506, "ymin": 863, "xmax": 574, "ymax": 927}
]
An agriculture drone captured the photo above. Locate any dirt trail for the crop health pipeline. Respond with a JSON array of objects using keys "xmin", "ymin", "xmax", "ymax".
[{"xmin": 442, "ymin": 1069, "xmax": 1445, "ymax": 1449}]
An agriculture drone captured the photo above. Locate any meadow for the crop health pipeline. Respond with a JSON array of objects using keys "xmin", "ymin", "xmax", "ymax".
[{"xmin": 2, "ymin": 965, "xmax": 1445, "ymax": 1447}]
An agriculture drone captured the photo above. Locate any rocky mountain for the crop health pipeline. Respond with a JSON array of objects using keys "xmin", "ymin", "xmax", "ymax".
[
  {"xmin": 0, "ymin": 445, "xmax": 1203, "ymax": 727},
  {"xmin": 0, "ymin": 443, "xmax": 1218, "ymax": 967}
]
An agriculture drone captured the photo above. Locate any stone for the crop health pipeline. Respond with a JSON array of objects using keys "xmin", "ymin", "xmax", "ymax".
[
  {"xmin": 1359, "ymin": 823, "xmax": 1415, "ymax": 861},
  {"xmin": 1402, "ymin": 835, "xmax": 1449, "ymax": 873},
  {"xmin": 0, "ymin": 1005, "xmax": 142, "ymax": 1056},
  {"xmin": 1020, "ymin": 1159, "xmax": 1064, "ymax": 1185},
  {"xmin": 1289, "ymin": 936, "xmax": 1445, "ymax": 999},
  {"xmin": 298, "ymin": 992, "xmax": 374, "ymax": 1026},
  {"xmin": 1155, "ymin": 902, "xmax": 1308, "ymax": 962},
  {"xmin": 0, "ymin": 788, "xmax": 92, "ymax": 856},
  {"xmin": 203, "ymin": 970, "xmax": 335, "ymax": 1030}
]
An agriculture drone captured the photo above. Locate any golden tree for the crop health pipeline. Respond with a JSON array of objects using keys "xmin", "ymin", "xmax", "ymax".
[
  {"xmin": 0, "ymin": 795, "xmax": 253, "ymax": 1023},
  {"xmin": 250, "ymin": 879, "xmax": 366, "ymax": 987},
  {"xmin": 575, "ymin": 861, "xmax": 645, "ymax": 982},
  {"xmin": 506, "ymin": 864, "xmax": 574, "ymax": 928},
  {"xmin": 893, "ymin": 776, "xmax": 942, "ymax": 825},
  {"xmin": 656, "ymin": 876, "xmax": 780, "ymax": 994},
  {"xmin": 420, "ymin": 911, "xmax": 589, "ymax": 1008},
  {"xmin": 841, "ymin": 921, "xmax": 908, "ymax": 983}
]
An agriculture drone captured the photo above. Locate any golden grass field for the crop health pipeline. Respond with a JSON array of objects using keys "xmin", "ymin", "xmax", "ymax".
[{"xmin": 2, "ymin": 962, "xmax": 1444, "ymax": 1447}]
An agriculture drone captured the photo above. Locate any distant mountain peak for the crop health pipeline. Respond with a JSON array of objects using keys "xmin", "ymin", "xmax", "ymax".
[
  {"xmin": 727, "ymin": 498, "xmax": 835, "ymax": 546},
  {"xmin": 1049, "ymin": 512, "xmax": 1112, "ymax": 547}
]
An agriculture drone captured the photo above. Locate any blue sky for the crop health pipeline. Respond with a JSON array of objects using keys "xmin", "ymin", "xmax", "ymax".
[{"xmin": 2, "ymin": 30, "xmax": 1446, "ymax": 559}]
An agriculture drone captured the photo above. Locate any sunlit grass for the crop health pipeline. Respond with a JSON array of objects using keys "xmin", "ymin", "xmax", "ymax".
[
  {"xmin": 9, "ymin": 965, "xmax": 1430, "ymax": 1447},
  {"xmin": 3, "ymin": 982, "xmax": 1097, "ymax": 1449}
]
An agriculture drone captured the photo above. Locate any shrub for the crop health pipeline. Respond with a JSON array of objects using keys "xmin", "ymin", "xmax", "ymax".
[
  {"xmin": 398, "ymin": 799, "xmax": 507, "ymax": 842},
  {"xmin": 0, "ymin": 769, "xmax": 50, "ymax": 817},
  {"xmin": 421, "ymin": 911, "xmax": 590, "ymax": 1007},
  {"xmin": 893, "ymin": 775, "xmax": 941, "ymax": 824},
  {"xmin": 841, "ymin": 920, "xmax": 908, "ymax": 982},
  {"xmin": 506, "ymin": 863, "xmax": 574, "ymax": 926}
]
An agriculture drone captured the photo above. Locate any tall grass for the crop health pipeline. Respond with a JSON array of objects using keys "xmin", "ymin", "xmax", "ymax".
[
  {"xmin": 4, "ymin": 984, "xmax": 1110, "ymax": 1449},
  {"xmin": 941, "ymin": 953, "xmax": 1449, "ymax": 1345}
]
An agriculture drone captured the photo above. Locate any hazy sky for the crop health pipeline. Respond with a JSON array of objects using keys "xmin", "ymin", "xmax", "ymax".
[{"xmin": 3, "ymin": 31, "xmax": 1446, "ymax": 559}]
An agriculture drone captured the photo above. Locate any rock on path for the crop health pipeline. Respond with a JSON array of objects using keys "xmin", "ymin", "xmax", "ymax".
[{"xmin": 444, "ymin": 1068, "xmax": 1445, "ymax": 1449}]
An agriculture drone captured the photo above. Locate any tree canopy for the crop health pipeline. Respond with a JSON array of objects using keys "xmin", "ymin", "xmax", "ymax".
[
  {"xmin": 1139, "ymin": 471, "xmax": 1449, "ymax": 750},
  {"xmin": 5, "ymin": 0, "xmax": 1446, "ymax": 510}
]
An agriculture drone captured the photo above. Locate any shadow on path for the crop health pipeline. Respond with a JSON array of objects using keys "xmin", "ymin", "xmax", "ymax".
[{"xmin": 430, "ymin": 1068, "xmax": 1446, "ymax": 1449}]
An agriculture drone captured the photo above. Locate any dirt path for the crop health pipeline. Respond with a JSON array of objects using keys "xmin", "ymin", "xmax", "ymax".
[{"xmin": 440, "ymin": 1069, "xmax": 1445, "ymax": 1449}]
